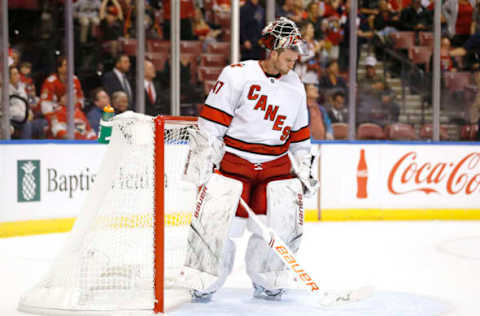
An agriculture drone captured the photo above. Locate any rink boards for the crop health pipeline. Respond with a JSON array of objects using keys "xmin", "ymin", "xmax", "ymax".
[{"xmin": 1, "ymin": 140, "xmax": 480, "ymax": 237}]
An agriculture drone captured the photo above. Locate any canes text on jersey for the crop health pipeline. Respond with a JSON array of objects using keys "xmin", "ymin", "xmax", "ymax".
[{"xmin": 247, "ymin": 85, "xmax": 291, "ymax": 141}]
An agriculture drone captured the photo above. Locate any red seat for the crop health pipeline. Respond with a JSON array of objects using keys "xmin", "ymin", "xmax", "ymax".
[
  {"xmin": 214, "ymin": 11, "xmax": 231, "ymax": 28},
  {"xmin": 419, "ymin": 124, "xmax": 449, "ymax": 140},
  {"xmin": 207, "ymin": 42, "xmax": 230, "ymax": 56},
  {"xmin": 384, "ymin": 123, "xmax": 418, "ymax": 140},
  {"xmin": 460, "ymin": 124, "xmax": 479, "ymax": 140},
  {"xmin": 198, "ymin": 66, "xmax": 223, "ymax": 81},
  {"xmin": 331, "ymin": 123, "xmax": 348, "ymax": 140},
  {"xmin": 120, "ymin": 38, "xmax": 138, "ymax": 56},
  {"xmin": 200, "ymin": 54, "xmax": 227, "ymax": 67},
  {"xmin": 146, "ymin": 52, "xmax": 169, "ymax": 72},
  {"xmin": 356, "ymin": 123, "xmax": 385, "ymax": 140},
  {"xmin": 418, "ymin": 32, "xmax": 433, "ymax": 48},
  {"xmin": 409, "ymin": 46, "xmax": 432, "ymax": 71},
  {"xmin": 180, "ymin": 41, "xmax": 203, "ymax": 55},
  {"xmin": 147, "ymin": 40, "xmax": 170, "ymax": 53},
  {"xmin": 444, "ymin": 72, "xmax": 471, "ymax": 92},
  {"xmin": 390, "ymin": 31, "xmax": 416, "ymax": 50}
]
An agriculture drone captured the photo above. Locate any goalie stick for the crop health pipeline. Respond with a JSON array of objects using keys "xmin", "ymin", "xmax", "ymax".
[{"xmin": 239, "ymin": 198, "xmax": 373, "ymax": 306}]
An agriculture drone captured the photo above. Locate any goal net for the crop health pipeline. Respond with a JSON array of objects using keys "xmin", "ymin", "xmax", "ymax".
[{"xmin": 18, "ymin": 112, "xmax": 198, "ymax": 315}]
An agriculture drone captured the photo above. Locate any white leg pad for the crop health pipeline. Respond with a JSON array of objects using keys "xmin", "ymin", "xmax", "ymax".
[
  {"xmin": 182, "ymin": 173, "xmax": 243, "ymax": 292},
  {"xmin": 245, "ymin": 178, "xmax": 304, "ymax": 291}
]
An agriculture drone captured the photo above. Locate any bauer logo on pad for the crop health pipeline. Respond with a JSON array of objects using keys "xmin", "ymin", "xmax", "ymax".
[{"xmin": 17, "ymin": 160, "xmax": 41, "ymax": 202}]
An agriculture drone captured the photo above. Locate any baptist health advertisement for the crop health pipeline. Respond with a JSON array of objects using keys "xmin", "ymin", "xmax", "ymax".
[
  {"xmin": 0, "ymin": 142, "xmax": 107, "ymax": 236},
  {"xmin": 320, "ymin": 143, "xmax": 480, "ymax": 220}
]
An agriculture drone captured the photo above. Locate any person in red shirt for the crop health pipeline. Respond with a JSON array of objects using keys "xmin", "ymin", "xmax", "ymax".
[
  {"xmin": 162, "ymin": 0, "xmax": 196, "ymax": 40},
  {"xmin": 443, "ymin": 0, "xmax": 476, "ymax": 47},
  {"xmin": 39, "ymin": 56, "xmax": 85, "ymax": 116},
  {"xmin": 46, "ymin": 94, "xmax": 96, "ymax": 140}
]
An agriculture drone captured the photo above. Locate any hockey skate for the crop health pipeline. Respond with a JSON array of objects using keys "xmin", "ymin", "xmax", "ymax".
[
  {"xmin": 252, "ymin": 283, "xmax": 286, "ymax": 301},
  {"xmin": 190, "ymin": 289, "xmax": 215, "ymax": 303}
]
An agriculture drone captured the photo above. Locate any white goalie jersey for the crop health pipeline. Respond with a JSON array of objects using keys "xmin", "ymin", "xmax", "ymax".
[{"xmin": 199, "ymin": 60, "xmax": 311, "ymax": 164}]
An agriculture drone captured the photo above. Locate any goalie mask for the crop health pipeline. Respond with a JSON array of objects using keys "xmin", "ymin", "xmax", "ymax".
[{"xmin": 259, "ymin": 17, "xmax": 305, "ymax": 55}]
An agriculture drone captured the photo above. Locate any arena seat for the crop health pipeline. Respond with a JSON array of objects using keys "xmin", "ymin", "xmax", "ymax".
[
  {"xmin": 146, "ymin": 52, "xmax": 169, "ymax": 72},
  {"xmin": 206, "ymin": 42, "xmax": 230, "ymax": 56},
  {"xmin": 418, "ymin": 32, "xmax": 433, "ymax": 48},
  {"xmin": 444, "ymin": 72, "xmax": 472, "ymax": 93},
  {"xmin": 180, "ymin": 41, "xmax": 203, "ymax": 55},
  {"xmin": 331, "ymin": 123, "xmax": 348, "ymax": 140},
  {"xmin": 384, "ymin": 123, "xmax": 418, "ymax": 140},
  {"xmin": 460, "ymin": 124, "xmax": 479, "ymax": 141},
  {"xmin": 198, "ymin": 66, "xmax": 223, "ymax": 81},
  {"xmin": 409, "ymin": 46, "xmax": 432, "ymax": 71},
  {"xmin": 356, "ymin": 123, "xmax": 385, "ymax": 140},
  {"xmin": 147, "ymin": 40, "xmax": 170, "ymax": 53},
  {"xmin": 390, "ymin": 31, "xmax": 416, "ymax": 50},
  {"xmin": 120, "ymin": 38, "xmax": 138, "ymax": 56},
  {"xmin": 200, "ymin": 54, "xmax": 227, "ymax": 67},
  {"xmin": 419, "ymin": 124, "xmax": 450, "ymax": 140}
]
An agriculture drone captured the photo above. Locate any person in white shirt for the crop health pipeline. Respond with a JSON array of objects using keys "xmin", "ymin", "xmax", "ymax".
[{"xmin": 184, "ymin": 17, "xmax": 319, "ymax": 302}]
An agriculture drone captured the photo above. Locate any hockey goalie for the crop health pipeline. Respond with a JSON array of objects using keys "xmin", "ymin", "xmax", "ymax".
[{"xmin": 182, "ymin": 17, "xmax": 319, "ymax": 302}]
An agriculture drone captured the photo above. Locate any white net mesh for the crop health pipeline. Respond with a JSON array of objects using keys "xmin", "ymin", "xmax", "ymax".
[{"xmin": 18, "ymin": 112, "xmax": 197, "ymax": 315}]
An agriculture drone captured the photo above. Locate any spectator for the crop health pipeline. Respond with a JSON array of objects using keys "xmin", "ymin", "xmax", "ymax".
[
  {"xmin": 358, "ymin": 55, "xmax": 395, "ymax": 125},
  {"xmin": 358, "ymin": 56, "xmax": 390, "ymax": 95},
  {"xmin": 442, "ymin": 0, "xmax": 476, "ymax": 47},
  {"xmin": 99, "ymin": 0, "xmax": 124, "ymax": 58},
  {"xmin": 86, "ymin": 87, "xmax": 111, "ymax": 134},
  {"xmin": 144, "ymin": 60, "xmax": 167, "ymax": 116},
  {"xmin": 318, "ymin": 59, "xmax": 347, "ymax": 96},
  {"xmin": 101, "ymin": 54, "xmax": 134, "ymax": 108},
  {"xmin": 306, "ymin": 84, "xmax": 334, "ymax": 140},
  {"xmin": 305, "ymin": 1, "xmax": 324, "ymax": 38},
  {"xmin": 111, "ymin": 91, "xmax": 129, "ymax": 114},
  {"xmin": 374, "ymin": 0, "xmax": 400, "ymax": 41},
  {"xmin": 295, "ymin": 22, "xmax": 323, "ymax": 84},
  {"xmin": 276, "ymin": 0, "xmax": 296, "ymax": 20},
  {"xmin": 327, "ymin": 90, "xmax": 349, "ymax": 123},
  {"xmin": 323, "ymin": 17, "xmax": 344, "ymax": 60},
  {"xmin": 19, "ymin": 61, "xmax": 37, "ymax": 106},
  {"xmin": 73, "ymin": 0, "xmax": 101, "ymax": 44},
  {"xmin": 192, "ymin": 7, "xmax": 222, "ymax": 47},
  {"xmin": 399, "ymin": 0, "xmax": 431, "ymax": 31},
  {"xmin": 8, "ymin": 66, "xmax": 32, "ymax": 139},
  {"xmin": 46, "ymin": 94, "xmax": 97, "ymax": 140},
  {"xmin": 240, "ymin": 0, "xmax": 265, "ymax": 60},
  {"xmin": 430, "ymin": 37, "xmax": 459, "ymax": 71},
  {"xmin": 39, "ymin": 56, "xmax": 85, "ymax": 116},
  {"xmin": 162, "ymin": 0, "xmax": 196, "ymax": 40}
]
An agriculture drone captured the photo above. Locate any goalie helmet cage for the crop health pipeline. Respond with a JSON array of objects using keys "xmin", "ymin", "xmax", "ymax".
[{"xmin": 18, "ymin": 112, "xmax": 198, "ymax": 315}]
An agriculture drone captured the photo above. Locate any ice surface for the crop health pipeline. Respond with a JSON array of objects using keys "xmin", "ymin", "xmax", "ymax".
[{"xmin": 1, "ymin": 221, "xmax": 479, "ymax": 316}]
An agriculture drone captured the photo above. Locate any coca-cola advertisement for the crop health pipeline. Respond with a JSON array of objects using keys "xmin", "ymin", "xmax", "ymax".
[{"xmin": 320, "ymin": 144, "xmax": 480, "ymax": 218}]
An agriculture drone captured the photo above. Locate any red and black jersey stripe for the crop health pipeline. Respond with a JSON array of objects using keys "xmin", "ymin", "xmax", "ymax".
[
  {"xmin": 290, "ymin": 126, "xmax": 310, "ymax": 143},
  {"xmin": 199, "ymin": 104, "xmax": 233, "ymax": 127},
  {"xmin": 224, "ymin": 135, "xmax": 291, "ymax": 156}
]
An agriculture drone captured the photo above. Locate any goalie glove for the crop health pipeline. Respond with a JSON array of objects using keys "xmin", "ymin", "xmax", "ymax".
[
  {"xmin": 291, "ymin": 150, "xmax": 320, "ymax": 198},
  {"xmin": 183, "ymin": 128, "xmax": 224, "ymax": 186}
]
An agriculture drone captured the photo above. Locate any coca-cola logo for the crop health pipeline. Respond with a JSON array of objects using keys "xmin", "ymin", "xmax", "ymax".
[{"xmin": 388, "ymin": 151, "xmax": 480, "ymax": 195}]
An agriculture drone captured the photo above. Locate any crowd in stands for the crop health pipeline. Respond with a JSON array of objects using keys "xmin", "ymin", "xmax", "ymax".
[{"xmin": 3, "ymin": 0, "xmax": 480, "ymax": 141}]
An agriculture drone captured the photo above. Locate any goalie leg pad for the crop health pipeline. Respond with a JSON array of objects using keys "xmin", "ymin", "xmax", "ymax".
[
  {"xmin": 182, "ymin": 173, "xmax": 243, "ymax": 293},
  {"xmin": 245, "ymin": 178, "xmax": 304, "ymax": 291}
]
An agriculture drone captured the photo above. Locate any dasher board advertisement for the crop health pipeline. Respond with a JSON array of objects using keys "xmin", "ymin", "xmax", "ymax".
[{"xmin": 320, "ymin": 143, "xmax": 480, "ymax": 220}]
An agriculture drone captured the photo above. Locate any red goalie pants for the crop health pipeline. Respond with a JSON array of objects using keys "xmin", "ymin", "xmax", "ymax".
[{"xmin": 219, "ymin": 152, "xmax": 293, "ymax": 218}]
